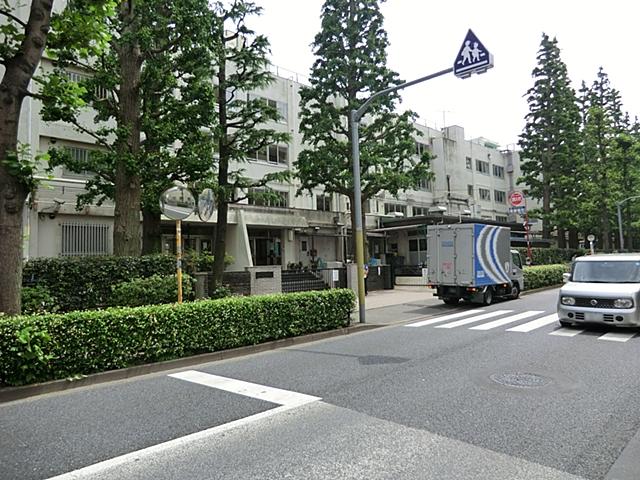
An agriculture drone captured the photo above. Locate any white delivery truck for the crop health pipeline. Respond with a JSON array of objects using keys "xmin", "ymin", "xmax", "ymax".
[{"xmin": 426, "ymin": 223, "xmax": 524, "ymax": 305}]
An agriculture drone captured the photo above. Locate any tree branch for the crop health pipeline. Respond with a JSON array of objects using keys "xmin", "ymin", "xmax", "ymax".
[{"xmin": 0, "ymin": 9, "xmax": 27, "ymax": 28}]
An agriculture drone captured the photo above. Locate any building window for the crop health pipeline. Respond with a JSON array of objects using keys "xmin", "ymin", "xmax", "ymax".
[
  {"xmin": 467, "ymin": 184, "xmax": 474, "ymax": 197},
  {"xmin": 248, "ymin": 188, "xmax": 289, "ymax": 208},
  {"xmin": 249, "ymin": 94, "xmax": 287, "ymax": 123},
  {"xmin": 65, "ymin": 70, "xmax": 108, "ymax": 99},
  {"xmin": 316, "ymin": 194, "xmax": 332, "ymax": 211},
  {"xmin": 384, "ymin": 203, "xmax": 406, "ymax": 216},
  {"xmin": 409, "ymin": 238, "xmax": 427, "ymax": 252},
  {"xmin": 61, "ymin": 223, "xmax": 111, "ymax": 256},
  {"xmin": 496, "ymin": 215, "xmax": 508, "ymax": 222},
  {"xmin": 479, "ymin": 188, "xmax": 491, "ymax": 201},
  {"xmin": 417, "ymin": 178, "xmax": 433, "ymax": 191},
  {"xmin": 465, "ymin": 157, "xmax": 472, "ymax": 169},
  {"xmin": 493, "ymin": 165, "xmax": 505, "ymax": 178},
  {"xmin": 413, "ymin": 206, "xmax": 428, "ymax": 216},
  {"xmin": 415, "ymin": 142, "xmax": 429, "ymax": 156},
  {"xmin": 61, "ymin": 146, "xmax": 95, "ymax": 179},
  {"xmin": 475, "ymin": 159, "xmax": 490, "ymax": 175},
  {"xmin": 494, "ymin": 190, "xmax": 506, "ymax": 203},
  {"xmin": 249, "ymin": 144, "xmax": 288, "ymax": 165}
]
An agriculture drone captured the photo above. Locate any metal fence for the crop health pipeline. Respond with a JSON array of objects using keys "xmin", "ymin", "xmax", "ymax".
[{"xmin": 61, "ymin": 222, "xmax": 111, "ymax": 256}]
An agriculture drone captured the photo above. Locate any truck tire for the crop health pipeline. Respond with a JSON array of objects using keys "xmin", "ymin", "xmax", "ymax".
[
  {"xmin": 443, "ymin": 297, "xmax": 459, "ymax": 305},
  {"xmin": 482, "ymin": 288, "xmax": 493, "ymax": 306},
  {"xmin": 510, "ymin": 283, "xmax": 520, "ymax": 300}
]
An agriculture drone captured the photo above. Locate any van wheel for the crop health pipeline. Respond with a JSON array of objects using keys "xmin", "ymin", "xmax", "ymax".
[
  {"xmin": 443, "ymin": 297, "xmax": 459, "ymax": 305},
  {"xmin": 510, "ymin": 284, "xmax": 520, "ymax": 300},
  {"xmin": 482, "ymin": 288, "xmax": 493, "ymax": 306}
]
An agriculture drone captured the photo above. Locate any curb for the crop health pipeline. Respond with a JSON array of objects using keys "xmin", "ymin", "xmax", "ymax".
[
  {"xmin": 521, "ymin": 284, "xmax": 562, "ymax": 296},
  {"xmin": 0, "ymin": 323, "xmax": 380, "ymax": 404}
]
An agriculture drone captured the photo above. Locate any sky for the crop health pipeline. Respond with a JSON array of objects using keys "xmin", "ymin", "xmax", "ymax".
[{"xmin": 251, "ymin": 0, "xmax": 640, "ymax": 148}]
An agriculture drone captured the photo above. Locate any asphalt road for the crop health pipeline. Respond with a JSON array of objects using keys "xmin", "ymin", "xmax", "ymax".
[{"xmin": 3, "ymin": 287, "xmax": 640, "ymax": 480}]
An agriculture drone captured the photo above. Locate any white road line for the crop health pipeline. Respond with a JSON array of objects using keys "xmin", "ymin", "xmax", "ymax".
[
  {"xmin": 507, "ymin": 313, "xmax": 558, "ymax": 332},
  {"xmin": 549, "ymin": 327, "xmax": 584, "ymax": 337},
  {"xmin": 46, "ymin": 371, "xmax": 322, "ymax": 480},
  {"xmin": 45, "ymin": 404, "xmax": 303, "ymax": 480},
  {"xmin": 470, "ymin": 311, "xmax": 544, "ymax": 331},
  {"xmin": 435, "ymin": 310, "xmax": 513, "ymax": 329},
  {"xmin": 168, "ymin": 370, "xmax": 320, "ymax": 407},
  {"xmin": 405, "ymin": 309, "xmax": 485, "ymax": 327},
  {"xmin": 598, "ymin": 331, "xmax": 637, "ymax": 342}
]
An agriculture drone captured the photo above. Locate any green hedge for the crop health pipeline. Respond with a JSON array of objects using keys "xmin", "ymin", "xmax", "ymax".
[
  {"xmin": 22, "ymin": 255, "xmax": 176, "ymax": 312},
  {"xmin": 109, "ymin": 274, "xmax": 195, "ymax": 307},
  {"xmin": 0, "ymin": 289, "xmax": 355, "ymax": 386},
  {"xmin": 523, "ymin": 264, "xmax": 568, "ymax": 290},
  {"xmin": 515, "ymin": 247, "xmax": 586, "ymax": 265}
]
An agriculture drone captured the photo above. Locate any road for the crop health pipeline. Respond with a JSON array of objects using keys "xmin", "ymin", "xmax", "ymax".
[{"xmin": 2, "ymin": 287, "xmax": 640, "ymax": 480}]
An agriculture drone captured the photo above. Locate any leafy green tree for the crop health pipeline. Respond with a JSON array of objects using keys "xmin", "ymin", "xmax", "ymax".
[
  {"xmin": 579, "ymin": 68, "xmax": 627, "ymax": 250},
  {"xmin": 297, "ymin": 0, "xmax": 432, "ymax": 256},
  {"xmin": 519, "ymin": 33, "xmax": 582, "ymax": 243},
  {"xmin": 42, "ymin": 0, "xmax": 217, "ymax": 255},
  {"xmin": 208, "ymin": 0, "xmax": 291, "ymax": 287},
  {"xmin": 0, "ymin": 0, "xmax": 115, "ymax": 314}
]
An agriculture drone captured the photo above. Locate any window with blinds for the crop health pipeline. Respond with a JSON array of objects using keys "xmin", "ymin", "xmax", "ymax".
[{"xmin": 61, "ymin": 223, "xmax": 111, "ymax": 256}]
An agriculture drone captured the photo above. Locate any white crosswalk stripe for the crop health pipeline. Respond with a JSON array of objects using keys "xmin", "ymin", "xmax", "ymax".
[
  {"xmin": 403, "ymin": 308, "xmax": 638, "ymax": 343},
  {"xmin": 549, "ymin": 327, "xmax": 584, "ymax": 337},
  {"xmin": 435, "ymin": 310, "xmax": 513, "ymax": 329},
  {"xmin": 506, "ymin": 313, "xmax": 558, "ymax": 332},
  {"xmin": 470, "ymin": 310, "xmax": 544, "ymax": 330},
  {"xmin": 405, "ymin": 309, "xmax": 485, "ymax": 327},
  {"xmin": 598, "ymin": 332, "xmax": 637, "ymax": 342}
]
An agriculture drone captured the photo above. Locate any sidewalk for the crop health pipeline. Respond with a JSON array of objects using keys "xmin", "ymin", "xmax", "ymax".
[{"xmin": 363, "ymin": 285, "xmax": 439, "ymax": 310}]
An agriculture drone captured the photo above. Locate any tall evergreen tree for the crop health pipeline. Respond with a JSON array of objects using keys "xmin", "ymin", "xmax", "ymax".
[
  {"xmin": 519, "ymin": 33, "xmax": 581, "ymax": 243},
  {"xmin": 297, "ymin": 0, "xmax": 432, "ymax": 256},
  {"xmin": 0, "ymin": 0, "xmax": 115, "ymax": 314},
  {"xmin": 209, "ymin": 0, "xmax": 291, "ymax": 287}
]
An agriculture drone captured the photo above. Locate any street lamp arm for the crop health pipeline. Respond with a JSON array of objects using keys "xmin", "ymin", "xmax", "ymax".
[
  {"xmin": 617, "ymin": 195, "xmax": 640, "ymax": 207},
  {"xmin": 354, "ymin": 67, "xmax": 454, "ymax": 121}
]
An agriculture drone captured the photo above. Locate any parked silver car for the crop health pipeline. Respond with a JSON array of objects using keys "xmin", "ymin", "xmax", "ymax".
[{"xmin": 558, "ymin": 254, "xmax": 640, "ymax": 327}]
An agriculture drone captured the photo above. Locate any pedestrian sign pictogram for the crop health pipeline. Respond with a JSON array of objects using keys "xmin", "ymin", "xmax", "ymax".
[{"xmin": 454, "ymin": 29, "xmax": 494, "ymax": 79}]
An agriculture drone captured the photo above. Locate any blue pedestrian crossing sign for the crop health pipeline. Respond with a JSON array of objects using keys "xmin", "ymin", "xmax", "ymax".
[{"xmin": 453, "ymin": 29, "xmax": 494, "ymax": 79}]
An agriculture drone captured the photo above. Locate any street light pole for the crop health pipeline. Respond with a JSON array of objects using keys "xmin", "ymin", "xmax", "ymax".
[{"xmin": 350, "ymin": 67, "xmax": 453, "ymax": 324}]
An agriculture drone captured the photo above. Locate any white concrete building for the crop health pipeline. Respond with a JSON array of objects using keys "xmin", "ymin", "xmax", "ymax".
[{"xmin": 12, "ymin": 56, "xmax": 535, "ymax": 269}]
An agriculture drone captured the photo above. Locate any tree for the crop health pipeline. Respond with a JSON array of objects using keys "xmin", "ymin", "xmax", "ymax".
[
  {"xmin": 297, "ymin": 0, "xmax": 432, "ymax": 257},
  {"xmin": 208, "ymin": 0, "xmax": 291, "ymax": 287},
  {"xmin": 579, "ymin": 68, "xmax": 628, "ymax": 250},
  {"xmin": 519, "ymin": 33, "xmax": 582, "ymax": 243},
  {"xmin": 0, "ymin": 0, "xmax": 115, "ymax": 314},
  {"xmin": 43, "ymin": 0, "xmax": 216, "ymax": 255}
]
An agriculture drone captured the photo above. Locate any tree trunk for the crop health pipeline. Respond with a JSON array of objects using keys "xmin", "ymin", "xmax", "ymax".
[
  {"xmin": 113, "ymin": 0, "xmax": 142, "ymax": 256},
  {"xmin": 601, "ymin": 209, "xmax": 610, "ymax": 251},
  {"xmin": 542, "ymin": 181, "xmax": 551, "ymax": 239},
  {"xmin": 0, "ymin": 0, "xmax": 53, "ymax": 314},
  {"xmin": 142, "ymin": 208, "xmax": 162, "ymax": 254},
  {"xmin": 211, "ymin": 39, "xmax": 228, "ymax": 288},
  {"xmin": 568, "ymin": 228, "xmax": 579, "ymax": 249},
  {"xmin": 557, "ymin": 227, "xmax": 566, "ymax": 249}
]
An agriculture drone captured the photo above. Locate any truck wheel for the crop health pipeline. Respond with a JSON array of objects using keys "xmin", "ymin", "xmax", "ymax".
[
  {"xmin": 510, "ymin": 284, "xmax": 520, "ymax": 300},
  {"xmin": 443, "ymin": 298, "xmax": 459, "ymax": 305},
  {"xmin": 482, "ymin": 288, "xmax": 493, "ymax": 306}
]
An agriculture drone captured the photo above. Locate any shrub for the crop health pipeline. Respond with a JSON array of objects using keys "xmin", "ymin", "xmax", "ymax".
[
  {"xmin": 0, "ymin": 289, "xmax": 355, "ymax": 386},
  {"xmin": 22, "ymin": 255, "xmax": 175, "ymax": 312},
  {"xmin": 109, "ymin": 274, "xmax": 195, "ymax": 307},
  {"xmin": 516, "ymin": 247, "xmax": 586, "ymax": 265},
  {"xmin": 523, "ymin": 264, "xmax": 568, "ymax": 290},
  {"xmin": 21, "ymin": 286, "xmax": 59, "ymax": 315}
]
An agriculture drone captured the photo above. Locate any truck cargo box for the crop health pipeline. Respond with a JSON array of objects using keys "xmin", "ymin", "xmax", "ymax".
[{"xmin": 426, "ymin": 223, "xmax": 512, "ymax": 287}]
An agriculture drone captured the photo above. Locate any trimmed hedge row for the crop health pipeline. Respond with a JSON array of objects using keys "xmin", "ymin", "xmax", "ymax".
[
  {"xmin": 0, "ymin": 289, "xmax": 355, "ymax": 386},
  {"xmin": 515, "ymin": 247, "xmax": 586, "ymax": 265},
  {"xmin": 523, "ymin": 264, "xmax": 569, "ymax": 290},
  {"xmin": 23, "ymin": 255, "xmax": 176, "ymax": 312}
]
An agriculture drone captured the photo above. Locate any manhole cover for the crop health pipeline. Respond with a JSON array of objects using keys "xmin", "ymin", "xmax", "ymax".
[{"xmin": 490, "ymin": 372, "xmax": 551, "ymax": 388}]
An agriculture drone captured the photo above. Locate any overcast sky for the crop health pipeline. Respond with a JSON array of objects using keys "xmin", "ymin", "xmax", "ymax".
[{"xmin": 252, "ymin": 0, "xmax": 640, "ymax": 148}]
